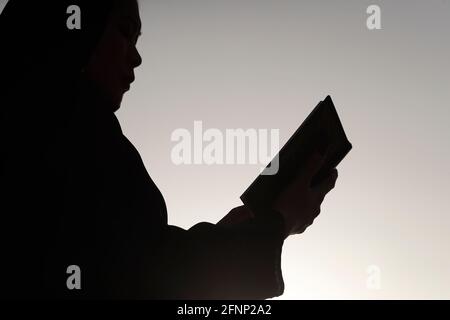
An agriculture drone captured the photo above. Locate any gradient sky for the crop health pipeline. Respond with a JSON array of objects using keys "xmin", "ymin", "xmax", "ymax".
[{"xmin": 2, "ymin": 0, "xmax": 449, "ymax": 299}]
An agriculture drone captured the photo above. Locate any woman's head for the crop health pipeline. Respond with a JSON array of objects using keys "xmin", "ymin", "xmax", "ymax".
[
  {"xmin": 0, "ymin": 0, "xmax": 142, "ymax": 113},
  {"xmin": 84, "ymin": 0, "xmax": 142, "ymax": 111}
]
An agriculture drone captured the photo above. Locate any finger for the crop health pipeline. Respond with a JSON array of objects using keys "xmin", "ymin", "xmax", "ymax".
[
  {"xmin": 309, "ymin": 145, "xmax": 333, "ymax": 177},
  {"xmin": 218, "ymin": 205, "xmax": 254, "ymax": 226},
  {"xmin": 298, "ymin": 152, "xmax": 326, "ymax": 181},
  {"xmin": 314, "ymin": 169, "xmax": 338, "ymax": 196},
  {"xmin": 293, "ymin": 218, "xmax": 315, "ymax": 235}
]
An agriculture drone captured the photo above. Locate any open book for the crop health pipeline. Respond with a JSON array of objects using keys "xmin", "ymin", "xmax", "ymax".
[{"xmin": 240, "ymin": 95, "xmax": 352, "ymax": 215}]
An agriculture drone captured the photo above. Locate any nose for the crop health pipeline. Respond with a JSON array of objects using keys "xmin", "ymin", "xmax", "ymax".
[{"xmin": 132, "ymin": 46, "xmax": 142, "ymax": 68}]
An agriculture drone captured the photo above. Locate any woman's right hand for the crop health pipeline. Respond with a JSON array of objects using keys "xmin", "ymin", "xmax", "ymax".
[{"xmin": 272, "ymin": 152, "xmax": 338, "ymax": 238}]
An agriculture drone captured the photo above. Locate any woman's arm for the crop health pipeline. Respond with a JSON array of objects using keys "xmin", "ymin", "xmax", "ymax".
[{"xmin": 153, "ymin": 210, "xmax": 286, "ymax": 299}]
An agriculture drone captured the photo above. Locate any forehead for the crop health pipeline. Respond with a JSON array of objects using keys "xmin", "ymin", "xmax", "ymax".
[{"xmin": 114, "ymin": 0, "xmax": 141, "ymax": 26}]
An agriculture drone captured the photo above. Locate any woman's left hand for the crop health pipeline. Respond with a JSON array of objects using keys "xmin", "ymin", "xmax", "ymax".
[{"xmin": 217, "ymin": 205, "xmax": 254, "ymax": 227}]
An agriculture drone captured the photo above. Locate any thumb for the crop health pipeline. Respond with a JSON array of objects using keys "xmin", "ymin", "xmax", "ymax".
[{"xmin": 313, "ymin": 169, "xmax": 338, "ymax": 197}]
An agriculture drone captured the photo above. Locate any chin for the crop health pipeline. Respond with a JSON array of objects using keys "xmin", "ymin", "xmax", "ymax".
[
  {"xmin": 111, "ymin": 100, "xmax": 123, "ymax": 112},
  {"xmin": 107, "ymin": 92, "xmax": 124, "ymax": 112}
]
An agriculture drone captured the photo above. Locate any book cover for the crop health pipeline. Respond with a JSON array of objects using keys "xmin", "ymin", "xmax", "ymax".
[{"xmin": 240, "ymin": 95, "xmax": 352, "ymax": 215}]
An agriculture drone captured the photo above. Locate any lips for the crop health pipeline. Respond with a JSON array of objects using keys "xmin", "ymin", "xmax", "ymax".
[
  {"xmin": 127, "ymin": 75, "xmax": 135, "ymax": 84},
  {"xmin": 124, "ymin": 75, "xmax": 135, "ymax": 84},
  {"xmin": 122, "ymin": 74, "xmax": 135, "ymax": 90}
]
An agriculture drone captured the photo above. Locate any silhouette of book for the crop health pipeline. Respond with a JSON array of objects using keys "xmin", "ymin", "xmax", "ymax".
[{"xmin": 240, "ymin": 95, "xmax": 352, "ymax": 215}]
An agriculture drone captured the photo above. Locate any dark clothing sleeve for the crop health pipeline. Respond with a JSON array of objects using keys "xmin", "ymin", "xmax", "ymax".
[{"xmin": 157, "ymin": 212, "xmax": 285, "ymax": 299}]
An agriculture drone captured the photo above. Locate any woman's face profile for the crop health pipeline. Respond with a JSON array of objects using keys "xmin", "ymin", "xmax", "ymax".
[{"xmin": 85, "ymin": 0, "xmax": 142, "ymax": 111}]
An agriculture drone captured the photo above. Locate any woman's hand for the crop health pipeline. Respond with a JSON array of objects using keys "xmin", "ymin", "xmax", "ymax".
[
  {"xmin": 272, "ymin": 152, "xmax": 338, "ymax": 237},
  {"xmin": 217, "ymin": 205, "xmax": 254, "ymax": 227}
]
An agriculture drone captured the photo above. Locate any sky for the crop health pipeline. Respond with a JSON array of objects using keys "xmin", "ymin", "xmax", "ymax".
[{"xmin": 1, "ymin": 0, "xmax": 449, "ymax": 299}]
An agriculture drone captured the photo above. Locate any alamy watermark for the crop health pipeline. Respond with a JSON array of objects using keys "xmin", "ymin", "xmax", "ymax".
[
  {"xmin": 366, "ymin": 264, "xmax": 382, "ymax": 290},
  {"xmin": 367, "ymin": 5, "xmax": 382, "ymax": 30},
  {"xmin": 66, "ymin": 5, "xmax": 81, "ymax": 30},
  {"xmin": 170, "ymin": 121, "xmax": 280, "ymax": 175},
  {"xmin": 66, "ymin": 265, "xmax": 81, "ymax": 290}
]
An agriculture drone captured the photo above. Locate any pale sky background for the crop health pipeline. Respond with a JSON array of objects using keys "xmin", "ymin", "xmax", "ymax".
[{"xmin": 2, "ymin": 0, "xmax": 449, "ymax": 299}]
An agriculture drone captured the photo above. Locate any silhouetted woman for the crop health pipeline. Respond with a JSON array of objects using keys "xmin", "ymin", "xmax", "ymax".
[{"xmin": 0, "ymin": 0, "xmax": 337, "ymax": 299}]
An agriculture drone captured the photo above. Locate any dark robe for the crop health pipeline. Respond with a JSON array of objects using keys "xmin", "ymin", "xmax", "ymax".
[
  {"xmin": 41, "ymin": 101, "xmax": 286, "ymax": 299},
  {"xmin": 0, "ymin": 0, "xmax": 286, "ymax": 299}
]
